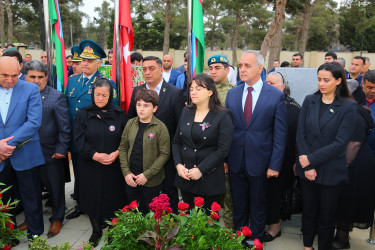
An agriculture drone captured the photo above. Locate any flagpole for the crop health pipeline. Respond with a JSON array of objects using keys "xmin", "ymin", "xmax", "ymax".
[
  {"xmin": 187, "ymin": 0, "xmax": 192, "ymax": 105},
  {"xmin": 114, "ymin": 0, "xmax": 121, "ymax": 102},
  {"xmin": 43, "ymin": 0, "xmax": 53, "ymax": 89}
]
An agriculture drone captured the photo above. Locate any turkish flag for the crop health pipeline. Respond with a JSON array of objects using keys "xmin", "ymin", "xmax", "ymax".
[{"xmin": 111, "ymin": 0, "xmax": 134, "ymax": 112}]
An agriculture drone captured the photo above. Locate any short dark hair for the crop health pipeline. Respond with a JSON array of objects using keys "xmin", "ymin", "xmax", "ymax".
[
  {"xmin": 292, "ymin": 53, "xmax": 303, "ymax": 60},
  {"xmin": 6, "ymin": 44, "xmax": 15, "ymax": 49},
  {"xmin": 325, "ymin": 52, "xmax": 337, "ymax": 60},
  {"xmin": 363, "ymin": 70, "xmax": 375, "ymax": 84},
  {"xmin": 25, "ymin": 53, "xmax": 32, "ymax": 57},
  {"xmin": 131, "ymin": 52, "xmax": 143, "ymax": 63},
  {"xmin": 280, "ymin": 61, "xmax": 290, "ymax": 67},
  {"xmin": 66, "ymin": 55, "xmax": 73, "ymax": 59},
  {"xmin": 353, "ymin": 56, "xmax": 365, "ymax": 65},
  {"xmin": 24, "ymin": 60, "xmax": 48, "ymax": 76},
  {"xmin": 274, "ymin": 59, "xmax": 279, "ymax": 62},
  {"xmin": 315, "ymin": 62, "xmax": 351, "ymax": 100},
  {"xmin": 135, "ymin": 88, "xmax": 159, "ymax": 107},
  {"xmin": 108, "ymin": 49, "xmax": 113, "ymax": 57},
  {"xmin": 143, "ymin": 56, "xmax": 162, "ymax": 67},
  {"xmin": 188, "ymin": 73, "xmax": 226, "ymax": 112},
  {"xmin": 183, "ymin": 51, "xmax": 188, "ymax": 58},
  {"xmin": 3, "ymin": 50, "xmax": 23, "ymax": 64}
]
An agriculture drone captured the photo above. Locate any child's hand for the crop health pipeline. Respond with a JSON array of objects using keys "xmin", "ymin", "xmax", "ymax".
[
  {"xmin": 134, "ymin": 173, "xmax": 148, "ymax": 186},
  {"xmin": 125, "ymin": 173, "xmax": 137, "ymax": 187}
]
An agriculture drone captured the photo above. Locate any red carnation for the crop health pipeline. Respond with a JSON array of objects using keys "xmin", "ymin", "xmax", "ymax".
[
  {"xmin": 129, "ymin": 200, "xmax": 138, "ymax": 210},
  {"xmin": 210, "ymin": 211, "xmax": 219, "ymax": 220},
  {"xmin": 211, "ymin": 202, "xmax": 221, "ymax": 212},
  {"xmin": 236, "ymin": 230, "xmax": 242, "ymax": 237},
  {"xmin": 0, "ymin": 189, "xmax": 2, "ymax": 199},
  {"xmin": 2, "ymin": 245, "xmax": 11, "ymax": 250},
  {"xmin": 178, "ymin": 202, "xmax": 189, "ymax": 212},
  {"xmin": 254, "ymin": 239, "xmax": 263, "ymax": 250},
  {"xmin": 241, "ymin": 226, "xmax": 252, "ymax": 238},
  {"xmin": 194, "ymin": 197, "xmax": 204, "ymax": 207},
  {"xmin": 111, "ymin": 218, "xmax": 118, "ymax": 224},
  {"xmin": 5, "ymin": 221, "xmax": 14, "ymax": 232},
  {"xmin": 179, "ymin": 212, "xmax": 187, "ymax": 216},
  {"xmin": 121, "ymin": 205, "xmax": 130, "ymax": 212}
]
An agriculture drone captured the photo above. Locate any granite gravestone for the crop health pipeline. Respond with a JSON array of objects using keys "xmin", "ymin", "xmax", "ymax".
[{"xmin": 275, "ymin": 67, "xmax": 318, "ymax": 105}]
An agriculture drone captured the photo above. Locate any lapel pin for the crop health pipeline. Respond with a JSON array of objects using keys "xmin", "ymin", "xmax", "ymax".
[
  {"xmin": 163, "ymin": 88, "xmax": 166, "ymax": 92},
  {"xmin": 330, "ymin": 109, "xmax": 334, "ymax": 113}
]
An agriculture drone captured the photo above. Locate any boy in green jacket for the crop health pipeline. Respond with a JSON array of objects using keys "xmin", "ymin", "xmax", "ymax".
[{"xmin": 119, "ymin": 88, "xmax": 170, "ymax": 214}]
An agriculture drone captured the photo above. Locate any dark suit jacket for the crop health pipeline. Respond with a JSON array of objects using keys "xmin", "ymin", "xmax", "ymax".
[
  {"xmin": 296, "ymin": 94, "xmax": 357, "ymax": 185},
  {"xmin": 39, "ymin": 86, "xmax": 71, "ymax": 162},
  {"xmin": 172, "ymin": 107, "xmax": 233, "ymax": 196},
  {"xmin": 0, "ymin": 80, "xmax": 44, "ymax": 171},
  {"xmin": 166, "ymin": 68, "xmax": 182, "ymax": 86},
  {"xmin": 128, "ymin": 80, "xmax": 185, "ymax": 138},
  {"xmin": 225, "ymin": 81, "xmax": 288, "ymax": 176}
]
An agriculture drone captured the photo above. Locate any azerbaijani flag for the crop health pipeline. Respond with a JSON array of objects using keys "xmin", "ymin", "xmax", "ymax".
[
  {"xmin": 111, "ymin": 0, "xmax": 134, "ymax": 112},
  {"xmin": 191, "ymin": 0, "xmax": 205, "ymax": 77},
  {"xmin": 48, "ymin": 0, "xmax": 68, "ymax": 92}
]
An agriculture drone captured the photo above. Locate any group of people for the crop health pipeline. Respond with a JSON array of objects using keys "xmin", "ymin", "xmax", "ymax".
[{"xmin": 0, "ymin": 39, "xmax": 375, "ymax": 250}]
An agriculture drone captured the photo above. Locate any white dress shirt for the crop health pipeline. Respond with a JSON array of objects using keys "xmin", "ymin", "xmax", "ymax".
[{"xmin": 242, "ymin": 78, "xmax": 263, "ymax": 112}]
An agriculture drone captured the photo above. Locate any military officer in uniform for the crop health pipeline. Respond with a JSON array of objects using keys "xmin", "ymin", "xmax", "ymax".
[
  {"xmin": 68, "ymin": 45, "xmax": 83, "ymax": 76},
  {"xmin": 65, "ymin": 39, "xmax": 119, "ymax": 220},
  {"xmin": 208, "ymin": 54, "xmax": 234, "ymax": 229}
]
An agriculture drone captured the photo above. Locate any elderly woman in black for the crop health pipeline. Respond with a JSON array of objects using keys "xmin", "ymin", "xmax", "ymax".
[
  {"xmin": 172, "ymin": 73, "xmax": 233, "ymax": 211},
  {"xmin": 296, "ymin": 62, "xmax": 357, "ymax": 250},
  {"xmin": 74, "ymin": 78, "xmax": 128, "ymax": 247},
  {"xmin": 264, "ymin": 72, "xmax": 300, "ymax": 242}
]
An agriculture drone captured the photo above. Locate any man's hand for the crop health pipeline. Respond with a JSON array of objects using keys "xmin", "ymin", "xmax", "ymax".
[
  {"xmin": 0, "ymin": 136, "xmax": 15, "ymax": 159},
  {"xmin": 266, "ymin": 169, "xmax": 279, "ymax": 178},
  {"xmin": 293, "ymin": 163, "xmax": 297, "ymax": 176},
  {"xmin": 305, "ymin": 169, "xmax": 317, "ymax": 181},
  {"xmin": 134, "ymin": 173, "xmax": 148, "ymax": 186},
  {"xmin": 224, "ymin": 163, "xmax": 229, "ymax": 174},
  {"xmin": 186, "ymin": 168, "xmax": 202, "ymax": 181},
  {"xmin": 52, "ymin": 153, "xmax": 66, "ymax": 159},
  {"xmin": 125, "ymin": 173, "xmax": 137, "ymax": 187},
  {"xmin": 299, "ymin": 155, "xmax": 310, "ymax": 168}
]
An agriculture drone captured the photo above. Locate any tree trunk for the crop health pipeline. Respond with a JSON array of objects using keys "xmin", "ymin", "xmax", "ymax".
[
  {"xmin": 294, "ymin": 21, "xmax": 302, "ymax": 50},
  {"xmin": 4, "ymin": 0, "xmax": 12, "ymax": 45},
  {"xmin": 0, "ymin": 0, "xmax": 5, "ymax": 48},
  {"xmin": 162, "ymin": 0, "xmax": 171, "ymax": 55},
  {"xmin": 210, "ymin": 14, "xmax": 217, "ymax": 49},
  {"xmin": 260, "ymin": 0, "xmax": 288, "ymax": 59},
  {"xmin": 232, "ymin": 7, "xmax": 241, "ymax": 66},
  {"xmin": 298, "ymin": 0, "xmax": 316, "ymax": 54},
  {"xmin": 267, "ymin": 21, "xmax": 283, "ymax": 72}
]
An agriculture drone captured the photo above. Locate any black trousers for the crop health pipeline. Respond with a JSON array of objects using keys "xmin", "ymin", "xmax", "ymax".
[
  {"xmin": 0, "ymin": 160, "xmax": 44, "ymax": 237},
  {"xmin": 71, "ymin": 152, "xmax": 81, "ymax": 209},
  {"xmin": 40, "ymin": 159, "xmax": 65, "ymax": 223},
  {"xmin": 180, "ymin": 190, "xmax": 221, "ymax": 215},
  {"xmin": 161, "ymin": 158, "xmax": 179, "ymax": 213},
  {"xmin": 125, "ymin": 183, "xmax": 162, "ymax": 214},
  {"xmin": 300, "ymin": 179, "xmax": 342, "ymax": 250},
  {"xmin": 229, "ymin": 167, "xmax": 267, "ymax": 239}
]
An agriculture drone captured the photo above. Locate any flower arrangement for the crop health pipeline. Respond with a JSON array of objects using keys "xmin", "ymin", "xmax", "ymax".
[
  {"xmin": 103, "ymin": 194, "xmax": 264, "ymax": 250},
  {"xmin": 0, "ymin": 183, "xmax": 25, "ymax": 250}
]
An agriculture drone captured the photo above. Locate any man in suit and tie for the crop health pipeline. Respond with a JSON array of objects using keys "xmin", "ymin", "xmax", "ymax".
[
  {"xmin": 23, "ymin": 60, "xmax": 71, "ymax": 237},
  {"xmin": 128, "ymin": 56, "xmax": 185, "ymax": 213},
  {"xmin": 225, "ymin": 50, "xmax": 288, "ymax": 242},
  {"xmin": 162, "ymin": 54, "xmax": 182, "ymax": 86},
  {"xmin": 65, "ymin": 39, "xmax": 119, "ymax": 220},
  {"xmin": 0, "ymin": 57, "xmax": 45, "ymax": 240}
]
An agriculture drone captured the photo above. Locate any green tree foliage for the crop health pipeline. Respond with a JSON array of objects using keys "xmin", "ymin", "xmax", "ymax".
[{"xmin": 339, "ymin": 0, "xmax": 375, "ymax": 52}]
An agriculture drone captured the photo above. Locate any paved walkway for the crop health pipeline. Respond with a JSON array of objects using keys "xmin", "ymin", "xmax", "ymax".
[{"xmin": 12, "ymin": 168, "xmax": 375, "ymax": 250}]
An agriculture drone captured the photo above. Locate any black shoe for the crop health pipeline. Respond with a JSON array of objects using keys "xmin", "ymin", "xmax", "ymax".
[
  {"xmin": 70, "ymin": 193, "xmax": 76, "ymax": 200},
  {"xmin": 45, "ymin": 198, "xmax": 52, "ymax": 207},
  {"xmin": 101, "ymin": 220, "xmax": 109, "ymax": 229},
  {"xmin": 241, "ymin": 239, "xmax": 254, "ymax": 249},
  {"xmin": 262, "ymin": 230, "xmax": 281, "ymax": 242},
  {"xmin": 66, "ymin": 209, "xmax": 83, "ymax": 220},
  {"xmin": 89, "ymin": 231, "xmax": 102, "ymax": 247}
]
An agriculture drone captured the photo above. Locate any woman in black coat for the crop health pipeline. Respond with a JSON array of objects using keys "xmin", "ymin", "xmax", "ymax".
[
  {"xmin": 296, "ymin": 62, "xmax": 357, "ymax": 250},
  {"xmin": 74, "ymin": 78, "xmax": 128, "ymax": 247},
  {"xmin": 172, "ymin": 73, "xmax": 233, "ymax": 211}
]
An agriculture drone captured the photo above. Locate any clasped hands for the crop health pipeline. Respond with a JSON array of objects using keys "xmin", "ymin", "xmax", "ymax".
[
  {"xmin": 125, "ymin": 173, "xmax": 147, "ymax": 187},
  {"xmin": 299, "ymin": 155, "xmax": 317, "ymax": 181},
  {"xmin": 176, "ymin": 164, "xmax": 202, "ymax": 181},
  {"xmin": 92, "ymin": 150, "xmax": 119, "ymax": 165},
  {"xmin": 0, "ymin": 136, "xmax": 16, "ymax": 163}
]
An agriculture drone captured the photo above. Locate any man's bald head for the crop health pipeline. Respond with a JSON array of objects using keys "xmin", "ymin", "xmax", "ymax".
[
  {"xmin": 0, "ymin": 57, "xmax": 20, "ymax": 90},
  {"xmin": 162, "ymin": 54, "xmax": 173, "ymax": 71}
]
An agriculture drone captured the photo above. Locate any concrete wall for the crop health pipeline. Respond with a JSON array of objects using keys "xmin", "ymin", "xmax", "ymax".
[{"xmin": 21, "ymin": 49, "xmax": 375, "ymax": 72}]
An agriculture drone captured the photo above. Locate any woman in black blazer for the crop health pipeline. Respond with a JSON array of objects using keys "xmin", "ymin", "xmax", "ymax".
[
  {"xmin": 172, "ymin": 73, "xmax": 233, "ymax": 212},
  {"xmin": 296, "ymin": 62, "xmax": 356, "ymax": 250}
]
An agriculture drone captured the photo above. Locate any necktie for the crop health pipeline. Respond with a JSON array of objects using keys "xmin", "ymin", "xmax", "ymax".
[
  {"xmin": 82, "ymin": 77, "xmax": 89, "ymax": 89},
  {"xmin": 244, "ymin": 86, "xmax": 253, "ymax": 126}
]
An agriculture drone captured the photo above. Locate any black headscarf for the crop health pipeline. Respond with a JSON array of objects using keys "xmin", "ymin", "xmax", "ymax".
[{"xmin": 90, "ymin": 78, "xmax": 114, "ymax": 111}]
